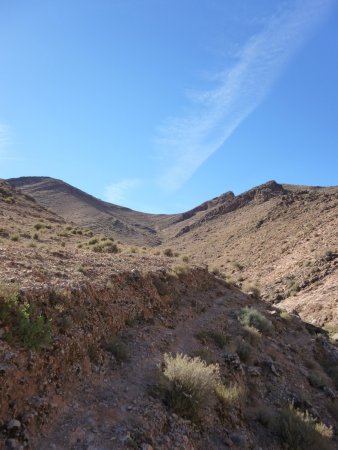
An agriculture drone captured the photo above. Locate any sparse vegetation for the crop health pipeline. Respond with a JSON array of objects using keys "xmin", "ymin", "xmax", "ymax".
[
  {"xmin": 235, "ymin": 339, "xmax": 253, "ymax": 363},
  {"xmin": 193, "ymin": 348, "xmax": 216, "ymax": 365},
  {"xmin": 16, "ymin": 303, "xmax": 52, "ymax": 350},
  {"xmin": 210, "ymin": 266, "xmax": 221, "ymax": 276},
  {"xmin": 161, "ymin": 353, "xmax": 221, "ymax": 420},
  {"xmin": 171, "ymin": 264, "xmax": 190, "ymax": 278},
  {"xmin": 233, "ymin": 261, "xmax": 244, "ymax": 271},
  {"xmin": 0, "ymin": 287, "xmax": 52, "ymax": 350},
  {"xmin": 104, "ymin": 336, "xmax": 128, "ymax": 363},
  {"xmin": 242, "ymin": 324, "xmax": 261, "ymax": 345},
  {"xmin": 163, "ymin": 248, "xmax": 174, "ymax": 257},
  {"xmin": 0, "ymin": 282, "xmax": 20, "ymax": 320},
  {"xmin": 273, "ymin": 402, "xmax": 334, "ymax": 450},
  {"xmin": 195, "ymin": 329, "xmax": 228, "ymax": 349},
  {"xmin": 215, "ymin": 383, "xmax": 243, "ymax": 409},
  {"xmin": 244, "ymin": 284, "xmax": 261, "ymax": 298},
  {"xmin": 239, "ymin": 307, "xmax": 274, "ymax": 334},
  {"xmin": 280, "ymin": 310, "xmax": 292, "ymax": 321}
]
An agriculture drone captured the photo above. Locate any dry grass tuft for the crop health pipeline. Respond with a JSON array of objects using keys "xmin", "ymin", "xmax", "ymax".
[{"xmin": 162, "ymin": 353, "xmax": 221, "ymax": 420}]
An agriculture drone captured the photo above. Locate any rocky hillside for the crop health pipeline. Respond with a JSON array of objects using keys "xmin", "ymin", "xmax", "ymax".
[
  {"xmin": 6, "ymin": 177, "xmax": 176, "ymax": 246},
  {"xmin": 0, "ymin": 179, "xmax": 338, "ymax": 449},
  {"xmin": 7, "ymin": 177, "xmax": 338, "ymax": 330},
  {"xmin": 164, "ymin": 181, "xmax": 338, "ymax": 331}
]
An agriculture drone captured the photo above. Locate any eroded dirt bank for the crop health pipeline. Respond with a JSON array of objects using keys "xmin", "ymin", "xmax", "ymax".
[{"xmin": 0, "ymin": 267, "xmax": 214, "ymax": 449}]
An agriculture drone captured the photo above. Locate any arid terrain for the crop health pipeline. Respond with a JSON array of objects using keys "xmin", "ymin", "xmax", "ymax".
[
  {"xmin": 8, "ymin": 177, "xmax": 338, "ymax": 330},
  {"xmin": 1, "ymin": 178, "xmax": 337, "ymax": 449}
]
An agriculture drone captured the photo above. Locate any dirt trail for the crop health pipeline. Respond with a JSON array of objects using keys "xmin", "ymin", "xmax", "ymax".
[{"xmin": 36, "ymin": 282, "xmax": 245, "ymax": 450}]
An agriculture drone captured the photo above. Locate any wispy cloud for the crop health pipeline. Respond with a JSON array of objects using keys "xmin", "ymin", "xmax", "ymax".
[
  {"xmin": 156, "ymin": 0, "xmax": 334, "ymax": 191},
  {"xmin": 104, "ymin": 178, "xmax": 142, "ymax": 204}
]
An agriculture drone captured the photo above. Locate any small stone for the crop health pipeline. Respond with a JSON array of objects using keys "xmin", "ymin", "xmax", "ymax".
[{"xmin": 7, "ymin": 419, "xmax": 21, "ymax": 431}]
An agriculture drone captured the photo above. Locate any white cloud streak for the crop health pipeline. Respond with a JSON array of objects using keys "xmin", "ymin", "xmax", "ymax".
[
  {"xmin": 104, "ymin": 178, "xmax": 142, "ymax": 204},
  {"xmin": 156, "ymin": 0, "xmax": 335, "ymax": 191}
]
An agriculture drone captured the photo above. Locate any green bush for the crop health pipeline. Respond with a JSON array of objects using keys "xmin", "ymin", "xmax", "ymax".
[
  {"xmin": 239, "ymin": 307, "xmax": 274, "ymax": 334},
  {"xmin": 17, "ymin": 303, "xmax": 52, "ymax": 350}
]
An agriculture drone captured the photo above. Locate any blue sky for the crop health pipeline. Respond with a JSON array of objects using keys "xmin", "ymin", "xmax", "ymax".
[{"xmin": 1, "ymin": 0, "xmax": 337, "ymax": 213}]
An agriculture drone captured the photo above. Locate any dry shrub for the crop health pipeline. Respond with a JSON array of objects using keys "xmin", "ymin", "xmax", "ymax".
[
  {"xmin": 195, "ymin": 330, "xmax": 228, "ymax": 349},
  {"xmin": 215, "ymin": 383, "xmax": 243, "ymax": 408},
  {"xmin": 162, "ymin": 353, "xmax": 221, "ymax": 420},
  {"xmin": 171, "ymin": 264, "xmax": 190, "ymax": 278},
  {"xmin": 104, "ymin": 336, "xmax": 127, "ymax": 363},
  {"xmin": 239, "ymin": 307, "xmax": 274, "ymax": 334},
  {"xmin": 274, "ymin": 402, "xmax": 334, "ymax": 450},
  {"xmin": 242, "ymin": 325, "xmax": 261, "ymax": 345}
]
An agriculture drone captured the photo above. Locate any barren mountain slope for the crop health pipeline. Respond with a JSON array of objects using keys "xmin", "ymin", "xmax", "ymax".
[
  {"xmin": 1, "ymin": 179, "xmax": 338, "ymax": 449},
  {"xmin": 7, "ymin": 177, "xmax": 338, "ymax": 329},
  {"xmin": 165, "ymin": 181, "xmax": 338, "ymax": 329},
  {"xmin": 7, "ymin": 176, "xmax": 178, "ymax": 246}
]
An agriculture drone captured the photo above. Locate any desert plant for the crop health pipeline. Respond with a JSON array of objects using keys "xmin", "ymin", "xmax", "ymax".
[
  {"xmin": 103, "ymin": 243, "xmax": 119, "ymax": 254},
  {"xmin": 193, "ymin": 348, "xmax": 217, "ymax": 365},
  {"xmin": 104, "ymin": 336, "xmax": 127, "ymax": 363},
  {"xmin": 280, "ymin": 310, "xmax": 292, "ymax": 321},
  {"xmin": 244, "ymin": 285, "xmax": 261, "ymax": 298},
  {"xmin": 163, "ymin": 248, "xmax": 173, "ymax": 257},
  {"xmin": 195, "ymin": 330, "xmax": 228, "ymax": 349},
  {"xmin": 162, "ymin": 353, "xmax": 221, "ymax": 420},
  {"xmin": 233, "ymin": 261, "xmax": 244, "ymax": 271},
  {"xmin": 239, "ymin": 307, "xmax": 274, "ymax": 334},
  {"xmin": 10, "ymin": 234, "xmax": 19, "ymax": 242},
  {"xmin": 171, "ymin": 264, "xmax": 190, "ymax": 278},
  {"xmin": 210, "ymin": 266, "xmax": 221, "ymax": 276},
  {"xmin": 242, "ymin": 325, "xmax": 261, "ymax": 345},
  {"xmin": 0, "ymin": 283, "xmax": 20, "ymax": 320},
  {"xmin": 181, "ymin": 255, "xmax": 189, "ymax": 263},
  {"xmin": 88, "ymin": 238, "xmax": 99, "ymax": 245},
  {"xmin": 273, "ymin": 402, "xmax": 333, "ymax": 449},
  {"xmin": 236, "ymin": 339, "xmax": 253, "ymax": 363},
  {"xmin": 16, "ymin": 303, "xmax": 52, "ymax": 350},
  {"xmin": 215, "ymin": 383, "xmax": 243, "ymax": 408}
]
